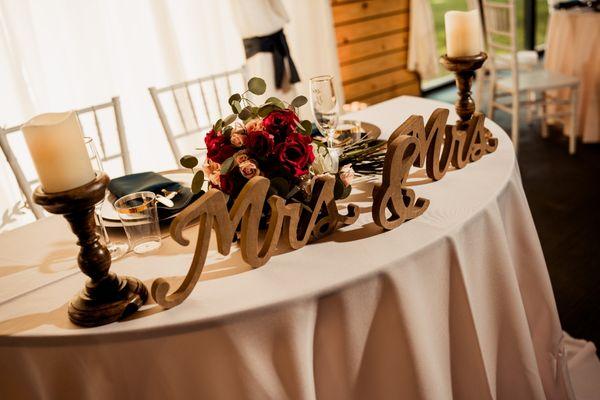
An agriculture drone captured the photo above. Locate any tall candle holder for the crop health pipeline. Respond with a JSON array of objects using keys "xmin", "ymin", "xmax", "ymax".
[
  {"xmin": 439, "ymin": 52, "xmax": 487, "ymax": 130},
  {"xmin": 34, "ymin": 172, "xmax": 147, "ymax": 327}
]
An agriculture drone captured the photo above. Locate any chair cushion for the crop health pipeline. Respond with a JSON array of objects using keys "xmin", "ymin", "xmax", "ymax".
[
  {"xmin": 496, "ymin": 70, "xmax": 579, "ymax": 92},
  {"xmin": 495, "ymin": 50, "xmax": 540, "ymax": 69}
]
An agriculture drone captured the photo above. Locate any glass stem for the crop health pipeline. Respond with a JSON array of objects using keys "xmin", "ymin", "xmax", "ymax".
[
  {"xmin": 95, "ymin": 202, "xmax": 112, "ymax": 246},
  {"xmin": 327, "ymin": 128, "xmax": 335, "ymax": 148}
]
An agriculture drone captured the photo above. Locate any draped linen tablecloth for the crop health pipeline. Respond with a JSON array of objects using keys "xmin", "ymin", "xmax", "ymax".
[
  {"xmin": 545, "ymin": 9, "xmax": 600, "ymax": 143},
  {"xmin": 0, "ymin": 97, "xmax": 581, "ymax": 399}
]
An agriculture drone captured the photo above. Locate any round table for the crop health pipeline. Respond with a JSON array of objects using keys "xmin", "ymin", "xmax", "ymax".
[
  {"xmin": 545, "ymin": 9, "xmax": 600, "ymax": 143},
  {"xmin": 0, "ymin": 97, "xmax": 572, "ymax": 399}
]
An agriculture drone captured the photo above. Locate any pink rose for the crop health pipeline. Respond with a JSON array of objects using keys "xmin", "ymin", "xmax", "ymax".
[
  {"xmin": 239, "ymin": 159, "xmax": 260, "ymax": 179},
  {"xmin": 234, "ymin": 151, "xmax": 249, "ymax": 164},
  {"xmin": 339, "ymin": 164, "xmax": 355, "ymax": 187},
  {"xmin": 230, "ymin": 132, "xmax": 246, "ymax": 147},
  {"xmin": 245, "ymin": 118, "xmax": 263, "ymax": 132},
  {"xmin": 202, "ymin": 159, "xmax": 220, "ymax": 177},
  {"xmin": 208, "ymin": 171, "xmax": 221, "ymax": 187}
]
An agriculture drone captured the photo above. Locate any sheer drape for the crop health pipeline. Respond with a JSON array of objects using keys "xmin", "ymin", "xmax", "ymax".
[
  {"xmin": 0, "ymin": 0, "xmax": 244, "ymax": 226},
  {"xmin": 0, "ymin": 0, "xmax": 341, "ymax": 228},
  {"xmin": 408, "ymin": 0, "xmax": 439, "ymax": 80}
]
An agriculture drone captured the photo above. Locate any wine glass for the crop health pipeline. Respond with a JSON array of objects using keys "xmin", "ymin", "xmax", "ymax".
[
  {"xmin": 310, "ymin": 75, "xmax": 339, "ymax": 148},
  {"xmin": 84, "ymin": 137, "xmax": 129, "ymax": 260}
]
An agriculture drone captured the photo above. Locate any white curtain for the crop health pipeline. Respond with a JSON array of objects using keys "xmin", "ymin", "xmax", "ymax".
[
  {"xmin": 0, "ymin": 0, "xmax": 245, "ymax": 226},
  {"xmin": 408, "ymin": 0, "xmax": 439, "ymax": 80},
  {"xmin": 282, "ymin": 0, "xmax": 344, "ymax": 108},
  {"xmin": 0, "ymin": 0, "xmax": 340, "ymax": 228}
]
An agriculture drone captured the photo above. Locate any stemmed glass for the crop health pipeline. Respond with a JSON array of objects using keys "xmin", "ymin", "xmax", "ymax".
[
  {"xmin": 84, "ymin": 137, "xmax": 129, "ymax": 260},
  {"xmin": 309, "ymin": 75, "xmax": 339, "ymax": 148}
]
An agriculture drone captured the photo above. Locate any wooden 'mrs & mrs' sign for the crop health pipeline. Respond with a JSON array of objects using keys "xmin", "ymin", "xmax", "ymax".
[{"xmin": 151, "ymin": 108, "xmax": 498, "ymax": 308}]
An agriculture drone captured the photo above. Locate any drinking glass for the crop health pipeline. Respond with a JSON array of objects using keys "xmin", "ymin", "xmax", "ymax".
[
  {"xmin": 84, "ymin": 137, "xmax": 129, "ymax": 260},
  {"xmin": 114, "ymin": 192, "xmax": 161, "ymax": 254},
  {"xmin": 310, "ymin": 75, "xmax": 339, "ymax": 148}
]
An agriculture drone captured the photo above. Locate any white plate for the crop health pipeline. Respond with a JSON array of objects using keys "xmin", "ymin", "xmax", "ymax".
[{"xmin": 99, "ymin": 171, "xmax": 194, "ymax": 225}]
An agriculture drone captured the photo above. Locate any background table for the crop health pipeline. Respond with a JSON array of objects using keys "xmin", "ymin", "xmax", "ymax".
[
  {"xmin": 0, "ymin": 97, "xmax": 578, "ymax": 399},
  {"xmin": 545, "ymin": 9, "xmax": 600, "ymax": 143}
]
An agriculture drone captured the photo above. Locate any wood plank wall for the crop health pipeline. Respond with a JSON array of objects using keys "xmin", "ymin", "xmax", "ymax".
[{"xmin": 332, "ymin": 0, "xmax": 421, "ymax": 105}]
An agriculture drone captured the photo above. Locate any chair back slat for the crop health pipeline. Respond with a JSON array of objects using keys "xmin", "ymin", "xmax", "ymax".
[
  {"xmin": 171, "ymin": 87, "xmax": 189, "ymax": 133},
  {"xmin": 481, "ymin": 0, "xmax": 518, "ymax": 77},
  {"xmin": 91, "ymin": 107, "xmax": 107, "ymax": 157},
  {"xmin": 148, "ymin": 67, "xmax": 246, "ymax": 165},
  {"xmin": 482, "ymin": 1, "xmax": 516, "ymax": 50},
  {"xmin": 184, "ymin": 83, "xmax": 200, "ymax": 129},
  {"xmin": 211, "ymin": 78, "xmax": 224, "ymax": 117},
  {"xmin": 0, "ymin": 96, "xmax": 131, "ymax": 221},
  {"xmin": 198, "ymin": 81, "xmax": 212, "ymax": 127}
]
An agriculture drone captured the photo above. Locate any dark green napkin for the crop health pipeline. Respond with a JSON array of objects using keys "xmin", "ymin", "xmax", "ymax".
[{"xmin": 108, "ymin": 172, "xmax": 199, "ymax": 218}]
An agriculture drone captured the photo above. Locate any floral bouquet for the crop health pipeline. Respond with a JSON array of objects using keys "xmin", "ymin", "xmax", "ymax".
[{"xmin": 180, "ymin": 77, "xmax": 354, "ymax": 213}]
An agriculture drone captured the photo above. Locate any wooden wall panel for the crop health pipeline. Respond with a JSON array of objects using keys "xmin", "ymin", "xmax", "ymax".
[
  {"xmin": 335, "ymin": 13, "xmax": 409, "ymax": 45},
  {"xmin": 340, "ymin": 49, "xmax": 407, "ymax": 82},
  {"xmin": 333, "ymin": 0, "xmax": 408, "ymax": 24},
  {"xmin": 338, "ymin": 31, "xmax": 409, "ymax": 64},
  {"xmin": 332, "ymin": 0, "xmax": 421, "ymax": 105}
]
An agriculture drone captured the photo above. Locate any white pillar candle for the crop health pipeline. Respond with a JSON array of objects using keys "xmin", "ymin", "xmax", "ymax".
[
  {"xmin": 444, "ymin": 10, "xmax": 483, "ymax": 57},
  {"xmin": 22, "ymin": 111, "xmax": 95, "ymax": 193}
]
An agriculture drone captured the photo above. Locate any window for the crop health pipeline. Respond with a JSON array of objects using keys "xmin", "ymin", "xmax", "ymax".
[{"xmin": 426, "ymin": 0, "xmax": 550, "ymax": 89}]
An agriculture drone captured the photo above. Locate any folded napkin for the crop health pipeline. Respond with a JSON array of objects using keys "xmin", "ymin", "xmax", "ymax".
[{"xmin": 108, "ymin": 172, "xmax": 199, "ymax": 218}]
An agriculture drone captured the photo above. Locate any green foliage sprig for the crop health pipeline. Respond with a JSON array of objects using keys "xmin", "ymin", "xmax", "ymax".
[
  {"xmin": 206, "ymin": 77, "xmax": 312, "ymax": 137},
  {"xmin": 179, "ymin": 76, "xmax": 312, "ymax": 195}
]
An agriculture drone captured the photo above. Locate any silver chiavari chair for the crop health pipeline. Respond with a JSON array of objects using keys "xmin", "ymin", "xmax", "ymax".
[
  {"xmin": 0, "ymin": 96, "xmax": 132, "ymax": 221},
  {"xmin": 148, "ymin": 68, "xmax": 247, "ymax": 164}
]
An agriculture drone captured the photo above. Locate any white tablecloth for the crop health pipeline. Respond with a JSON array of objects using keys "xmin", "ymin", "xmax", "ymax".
[{"xmin": 0, "ymin": 97, "xmax": 588, "ymax": 399}]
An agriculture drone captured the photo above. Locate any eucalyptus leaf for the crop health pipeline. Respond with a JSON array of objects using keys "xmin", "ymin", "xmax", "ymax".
[
  {"xmin": 220, "ymin": 157, "xmax": 234, "ymax": 174},
  {"xmin": 247, "ymin": 77, "xmax": 266, "ymax": 95},
  {"xmin": 232, "ymin": 100, "xmax": 242, "ymax": 114},
  {"xmin": 258, "ymin": 104, "xmax": 275, "ymax": 118},
  {"xmin": 266, "ymin": 96, "xmax": 285, "ymax": 109},
  {"xmin": 300, "ymin": 120, "xmax": 313, "ymax": 135},
  {"xmin": 269, "ymin": 177, "xmax": 289, "ymax": 196},
  {"xmin": 180, "ymin": 155, "xmax": 198, "ymax": 169},
  {"xmin": 223, "ymin": 125, "xmax": 233, "ymax": 137},
  {"xmin": 214, "ymin": 119, "xmax": 223, "ymax": 132},
  {"xmin": 285, "ymin": 185, "xmax": 301, "ymax": 200},
  {"xmin": 239, "ymin": 106, "xmax": 252, "ymax": 120},
  {"xmin": 223, "ymin": 114, "xmax": 237, "ymax": 125},
  {"xmin": 228, "ymin": 93, "xmax": 241, "ymax": 106},
  {"xmin": 191, "ymin": 170, "xmax": 205, "ymax": 194},
  {"xmin": 291, "ymin": 95, "xmax": 308, "ymax": 108}
]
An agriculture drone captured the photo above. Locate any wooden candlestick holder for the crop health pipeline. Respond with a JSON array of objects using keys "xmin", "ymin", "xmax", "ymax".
[
  {"xmin": 33, "ymin": 172, "xmax": 147, "ymax": 327},
  {"xmin": 440, "ymin": 52, "xmax": 487, "ymax": 130}
]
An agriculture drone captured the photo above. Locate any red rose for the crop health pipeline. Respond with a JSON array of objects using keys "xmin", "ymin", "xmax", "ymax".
[
  {"xmin": 263, "ymin": 109, "xmax": 299, "ymax": 141},
  {"xmin": 219, "ymin": 172, "xmax": 234, "ymax": 194},
  {"xmin": 205, "ymin": 129, "xmax": 236, "ymax": 163},
  {"xmin": 274, "ymin": 132, "xmax": 315, "ymax": 178},
  {"xmin": 246, "ymin": 130, "xmax": 274, "ymax": 158}
]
